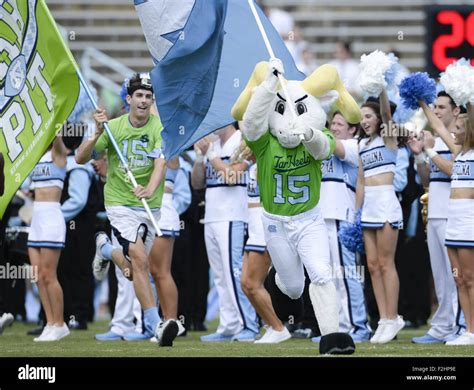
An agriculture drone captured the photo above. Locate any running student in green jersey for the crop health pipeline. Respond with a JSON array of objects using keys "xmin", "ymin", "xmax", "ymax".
[
  {"xmin": 76, "ymin": 73, "xmax": 179, "ymax": 346},
  {"xmin": 232, "ymin": 58, "xmax": 362, "ymax": 354}
]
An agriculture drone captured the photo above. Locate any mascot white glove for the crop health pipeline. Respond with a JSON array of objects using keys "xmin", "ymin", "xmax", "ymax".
[
  {"xmin": 290, "ymin": 116, "xmax": 313, "ymax": 141},
  {"xmin": 262, "ymin": 58, "xmax": 284, "ymax": 93}
]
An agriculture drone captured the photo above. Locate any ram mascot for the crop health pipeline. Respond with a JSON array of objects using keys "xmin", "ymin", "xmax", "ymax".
[{"xmin": 232, "ymin": 59, "xmax": 362, "ymax": 354}]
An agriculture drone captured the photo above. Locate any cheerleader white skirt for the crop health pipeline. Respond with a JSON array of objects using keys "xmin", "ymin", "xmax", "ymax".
[
  {"xmin": 158, "ymin": 193, "xmax": 181, "ymax": 238},
  {"xmin": 361, "ymin": 185, "xmax": 403, "ymax": 230},
  {"xmin": 244, "ymin": 206, "xmax": 266, "ymax": 253},
  {"xmin": 445, "ymin": 198, "xmax": 474, "ymax": 248},
  {"xmin": 27, "ymin": 202, "xmax": 66, "ymax": 249}
]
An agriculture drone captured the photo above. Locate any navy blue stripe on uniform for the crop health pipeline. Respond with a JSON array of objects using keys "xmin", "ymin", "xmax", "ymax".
[
  {"xmin": 206, "ymin": 183, "xmax": 247, "ymax": 188},
  {"xmin": 336, "ymin": 220, "xmax": 357, "ymax": 331},
  {"xmin": 445, "ymin": 239, "xmax": 474, "ymax": 248},
  {"xmin": 359, "ymin": 145, "xmax": 386, "ymax": 155},
  {"xmin": 244, "ymin": 244, "xmax": 266, "ymax": 253},
  {"xmin": 322, "ymin": 178, "xmax": 356, "ymax": 192},
  {"xmin": 160, "ymin": 229, "xmax": 180, "ymax": 238},
  {"xmin": 429, "ymin": 178, "xmax": 451, "ymax": 182}
]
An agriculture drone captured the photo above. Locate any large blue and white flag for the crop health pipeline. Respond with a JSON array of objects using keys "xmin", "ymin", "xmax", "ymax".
[{"xmin": 135, "ymin": 0, "xmax": 304, "ymax": 159}]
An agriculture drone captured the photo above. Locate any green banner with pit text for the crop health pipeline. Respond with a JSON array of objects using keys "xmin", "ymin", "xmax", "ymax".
[{"xmin": 0, "ymin": 0, "xmax": 80, "ymax": 218}]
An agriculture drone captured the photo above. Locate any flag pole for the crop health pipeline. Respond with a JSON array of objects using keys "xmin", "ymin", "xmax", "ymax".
[
  {"xmin": 247, "ymin": 0, "xmax": 303, "ymax": 140},
  {"xmin": 77, "ymin": 71, "xmax": 162, "ymax": 236},
  {"xmin": 42, "ymin": 0, "xmax": 161, "ymax": 236}
]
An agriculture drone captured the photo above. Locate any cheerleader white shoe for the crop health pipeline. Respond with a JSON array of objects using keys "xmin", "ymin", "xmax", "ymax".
[
  {"xmin": 445, "ymin": 332, "xmax": 474, "ymax": 346},
  {"xmin": 255, "ymin": 327, "xmax": 292, "ymax": 344},
  {"xmin": 377, "ymin": 316, "xmax": 405, "ymax": 344}
]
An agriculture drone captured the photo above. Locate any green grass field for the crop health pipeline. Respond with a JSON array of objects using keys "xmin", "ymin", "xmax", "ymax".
[{"xmin": 1, "ymin": 320, "xmax": 472, "ymax": 357}]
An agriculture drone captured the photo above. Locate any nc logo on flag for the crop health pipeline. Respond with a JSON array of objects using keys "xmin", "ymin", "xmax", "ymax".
[{"xmin": 5, "ymin": 55, "xmax": 27, "ymax": 97}]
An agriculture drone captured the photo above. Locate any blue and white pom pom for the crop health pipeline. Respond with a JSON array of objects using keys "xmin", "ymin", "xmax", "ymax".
[
  {"xmin": 68, "ymin": 82, "xmax": 97, "ymax": 123},
  {"xmin": 358, "ymin": 50, "xmax": 398, "ymax": 98},
  {"xmin": 120, "ymin": 78, "xmax": 130, "ymax": 112},
  {"xmin": 440, "ymin": 58, "xmax": 474, "ymax": 107},
  {"xmin": 399, "ymin": 72, "xmax": 437, "ymax": 110},
  {"xmin": 338, "ymin": 209, "xmax": 365, "ymax": 254}
]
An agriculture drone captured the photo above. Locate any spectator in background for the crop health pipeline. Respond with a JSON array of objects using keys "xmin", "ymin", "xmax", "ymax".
[
  {"xmin": 258, "ymin": 0, "xmax": 295, "ymax": 41},
  {"xmin": 58, "ymin": 132, "xmax": 99, "ymax": 331},
  {"xmin": 171, "ymin": 150, "xmax": 209, "ymax": 332},
  {"xmin": 330, "ymin": 41, "xmax": 362, "ymax": 101}
]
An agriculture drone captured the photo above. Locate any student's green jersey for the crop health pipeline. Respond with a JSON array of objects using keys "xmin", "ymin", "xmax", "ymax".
[
  {"xmin": 95, "ymin": 114, "xmax": 165, "ymax": 208},
  {"xmin": 245, "ymin": 130, "xmax": 335, "ymax": 216}
]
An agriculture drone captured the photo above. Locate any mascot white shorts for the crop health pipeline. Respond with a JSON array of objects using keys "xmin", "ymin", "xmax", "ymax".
[
  {"xmin": 106, "ymin": 205, "xmax": 161, "ymax": 258},
  {"xmin": 361, "ymin": 185, "xmax": 403, "ymax": 230},
  {"xmin": 27, "ymin": 202, "xmax": 66, "ymax": 249},
  {"xmin": 158, "ymin": 193, "xmax": 181, "ymax": 238},
  {"xmin": 245, "ymin": 206, "xmax": 266, "ymax": 253},
  {"xmin": 261, "ymin": 205, "xmax": 331, "ymax": 299},
  {"xmin": 445, "ymin": 198, "xmax": 474, "ymax": 248}
]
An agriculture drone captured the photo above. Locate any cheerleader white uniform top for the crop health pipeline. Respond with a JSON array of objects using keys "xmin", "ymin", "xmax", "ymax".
[
  {"xmin": 30, "ymin": 151, "xmax": 66, "ymax": 190},
  {"xmin": 451, "ymin": 149, "xmax": 474, "ymax": 189},
  {"xmin": 359, "ymin": 135, "xmax": 397, "ymax": 178},
  {"xmin": 359, "ymin": 136, "xmax": 402, "ymax": 230},
  {"xmin": 445, "ymin": 149, "xmax": 474, "ymax": 248},
  {"xmin": 28, "ymin": 151, "xmax": 67, "ymax": 249}
]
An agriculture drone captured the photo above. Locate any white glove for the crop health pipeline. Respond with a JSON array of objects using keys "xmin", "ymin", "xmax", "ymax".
[
  {"xmin": 290, "ymin": 116, "xmax": 313, "ymax": 141},
  {"xmin": 262, "ymin": 57, "xmax": 284, "ymax": 93}
]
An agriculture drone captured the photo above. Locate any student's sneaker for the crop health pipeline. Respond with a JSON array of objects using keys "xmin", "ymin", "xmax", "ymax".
[
  {"xmin": 0, "ymin": 313, "xmax": 14, "ymax": 335},
  {"xmin": 33, "ymin": 325, "xmax": 54, "ymax": 342},
  {"xmin": 95, "ymin": 330, "xmax": 123, "ymax": 341},
  {"xmin": 445, "ymin": 332, "xmax": 474, "ymax": 346},
  {"xmin": 231, "ymin": 329, "xmax": 258, "ymax": 342},
  {"xmin": 123, "ymin": 330, "xmax": 153, "ymax": 341},
  {"xmin": 44, "ymin": 324, "xmax": 70, "ymax": 341},
  {"xmin": 370, "ymin": 319, "xmax": 387, "ymax": 344},
  {"xmin": 200, "ymin": 332, "xmax": 233, "ymax": 342},
  {"xmin": 412, "ymin": 333, "xmax": 444, "ymax": 344},
  {"xmin": 156, "ymin": 319, "xmax": 179, "ymax": 347},
  {"xmin": 377, "ymin": 316, "xmax": 405, "ymax": 344},
  {"xmin": 255, "ymin": 327, "xmax": 292, "ymax": 344},
  {"xmin": 93, "ymin": 232, "xmax": 111, "ymax": 281},
  {"xmin": 151, "ymin": 319, "xmax": 186, "ymax": 341}
]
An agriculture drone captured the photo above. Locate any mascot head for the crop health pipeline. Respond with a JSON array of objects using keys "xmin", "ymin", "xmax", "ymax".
[{"xmin": 232, "ymin": 63, "xmax": 361, "ymax": 148}]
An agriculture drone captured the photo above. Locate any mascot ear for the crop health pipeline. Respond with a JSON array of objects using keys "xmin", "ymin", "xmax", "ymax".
[
  {"xmin": 231, "ymin": 61, "xmax": 268, "ymax": 121},
  {"xmin": 300, "ymin": 64, "xmax": 362, "ymax": 124}
]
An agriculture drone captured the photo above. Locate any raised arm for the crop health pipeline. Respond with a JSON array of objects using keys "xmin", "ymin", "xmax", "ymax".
[
  {"xmin": 76, "ymin": 108, "xmax": 107, "ymax": 164},
  {"xmin": 419, "ymin": 101, "xmax": 460, "ymax": 155},
  {"xmin": 241, "ymin": 59, "xmax": 283, "ymax": 141},
  {"xmin": 380, "ymin": 88, "xmax": 398, "ymax": 149}
]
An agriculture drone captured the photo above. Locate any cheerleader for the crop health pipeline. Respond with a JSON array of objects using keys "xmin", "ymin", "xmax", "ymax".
[
  {"xmin": 355, "ymin": 89, "xmax": 405, "ymax": 344},
  {"xmin": 28, "ymin": 137, "xmax": 69, "ymax": 341},
  {"xmin": 419, "ymin": 101, "xmax": 474, "ymax": 345}
]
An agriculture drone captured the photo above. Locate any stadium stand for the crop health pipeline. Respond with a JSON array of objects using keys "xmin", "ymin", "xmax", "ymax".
[{"xmin": 47, "ymin": 0, "xmax": 472, "ymax": 78}]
